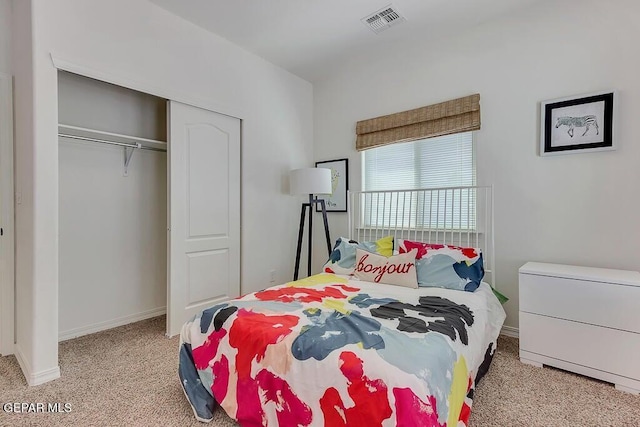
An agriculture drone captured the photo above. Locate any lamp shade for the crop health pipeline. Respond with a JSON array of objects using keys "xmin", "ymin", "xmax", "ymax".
[{"xmin": 290, "ymin": 168, "xmax": 332, "ymax": 195}]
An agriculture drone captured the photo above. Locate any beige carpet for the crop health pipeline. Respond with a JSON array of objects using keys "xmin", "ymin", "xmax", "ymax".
[{"xmin": 0, "ymin": 317, "xmax": 638, "ymax": 426}]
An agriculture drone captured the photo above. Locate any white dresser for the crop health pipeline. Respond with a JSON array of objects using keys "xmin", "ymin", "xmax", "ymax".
[{"xmin": 519, "ymin": 262, "xmax": 640, "ymax": 394}]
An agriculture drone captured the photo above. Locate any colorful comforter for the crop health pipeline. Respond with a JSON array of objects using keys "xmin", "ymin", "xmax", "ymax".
[{"xmin": 179, "ymin": 274, "xmax": 506, "ymax": 426}]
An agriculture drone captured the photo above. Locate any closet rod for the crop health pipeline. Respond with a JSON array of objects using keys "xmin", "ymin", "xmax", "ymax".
[{"xmin": 58, "ymin": 133, "xmax": 167, "ymax": 152}]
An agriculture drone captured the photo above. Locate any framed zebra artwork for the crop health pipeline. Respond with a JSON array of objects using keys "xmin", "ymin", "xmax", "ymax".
[{"xmin": 540, "ymin": 90, "xmax": 615, "ymax": 156}]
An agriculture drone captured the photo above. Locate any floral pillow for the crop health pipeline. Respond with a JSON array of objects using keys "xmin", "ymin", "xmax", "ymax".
[
  {"xmin": 323, "ymin": 236, "xmax": 393, "ymax": 275},
  {"xmin": 354, "ymin": 248, "xmax": 418, "ymax": 289},
  {"xmin": 396, "ymin": 239, "xmax": 484, "ymax": 292}
]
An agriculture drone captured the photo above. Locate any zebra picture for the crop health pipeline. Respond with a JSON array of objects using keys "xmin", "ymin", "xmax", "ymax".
[
  {"xmin": 541, "ymin": 91, "xmax": 614, "ymax": 155},
  {"xmin": 555, "ymin": 115, "xmax": 599, "ymax": 138}
]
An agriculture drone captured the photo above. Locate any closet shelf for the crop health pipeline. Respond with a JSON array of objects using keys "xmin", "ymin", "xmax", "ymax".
[{"xmin": 58, "ymin": 124, "xmax": 167, "ymax": 152}]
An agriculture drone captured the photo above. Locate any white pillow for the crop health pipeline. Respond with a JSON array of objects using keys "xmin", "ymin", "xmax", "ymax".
[{"xmin": 354, "ymin": 248, "xmax": 418, "ymax": 289}]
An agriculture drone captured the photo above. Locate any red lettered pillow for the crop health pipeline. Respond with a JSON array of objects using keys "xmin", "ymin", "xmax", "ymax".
[{"xmin": 354, "ymin": 248, "xmax": 418, "ymax": 289}]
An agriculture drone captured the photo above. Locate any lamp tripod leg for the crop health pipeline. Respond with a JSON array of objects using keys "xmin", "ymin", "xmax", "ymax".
[
  {"xmin": 293, "ymin": 203, "xmax": 307, "ymax": 281},
  {"xmin": 319, "ymin": 199, "xmax": 332, "ymax": 256},
  {"xmin": 307, "ymin": 195, "xmax": 313, "ymax": 278}
]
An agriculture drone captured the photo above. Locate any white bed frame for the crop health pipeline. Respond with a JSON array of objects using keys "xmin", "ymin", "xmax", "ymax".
[{"xmin": 348, "ymin": 186, "xmax": 494, "ymax": 287}]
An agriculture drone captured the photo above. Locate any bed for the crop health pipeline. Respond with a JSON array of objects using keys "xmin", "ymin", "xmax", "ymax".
[{"xmin": 179, "ymin": 187, "xmax": 506, "ymax": 426}]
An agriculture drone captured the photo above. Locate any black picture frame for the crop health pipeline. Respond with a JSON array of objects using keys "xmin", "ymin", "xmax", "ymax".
[
  {"xmin": 540, "ymin": 91, "xmax": 615, "ymax": 156},
  {"xmin": 315, "ymin": 158, "xmax": 348, "ymax": 212}
]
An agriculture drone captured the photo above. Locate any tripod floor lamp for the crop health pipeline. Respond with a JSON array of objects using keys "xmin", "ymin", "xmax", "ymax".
[{"xmin": 290, "ymin": 168, "xmax": 333, "ymax": 281}]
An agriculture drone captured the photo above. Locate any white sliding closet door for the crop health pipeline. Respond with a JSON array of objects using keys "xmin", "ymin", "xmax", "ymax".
[{"xmin": 167, "ymin": 101, "xmax": 240, "ymax": 337}]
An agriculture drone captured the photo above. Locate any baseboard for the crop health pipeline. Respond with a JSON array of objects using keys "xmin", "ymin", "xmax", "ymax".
[
  {"xmin": 500, "ymin": 325, "xmax": 519, "ymax": 338},
  {"xmin": 58, "ymin": 307, "xmax": 166, "ymax": 342},
  {"xmin": 14, "ymin": 343, "xmax": 61, "ymax": 386}
]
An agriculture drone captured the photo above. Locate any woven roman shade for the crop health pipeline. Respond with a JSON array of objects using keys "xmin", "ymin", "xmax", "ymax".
[{"xmin": 355, "ymin": 94, "xmax": 481, "ymax": 151}]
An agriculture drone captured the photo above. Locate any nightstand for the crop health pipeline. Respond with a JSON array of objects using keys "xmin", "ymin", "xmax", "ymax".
[{"xmin": 518, "ymin": 262, "xmax": 640, "ymax": 394}]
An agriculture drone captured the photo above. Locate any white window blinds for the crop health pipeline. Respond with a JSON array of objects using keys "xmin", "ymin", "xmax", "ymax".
[{"xmin": 363, "ymin": 132, "xmax": 475, "ymax": 191}]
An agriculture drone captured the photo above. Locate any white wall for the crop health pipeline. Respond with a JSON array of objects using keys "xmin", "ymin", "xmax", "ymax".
[
  {"xmin": 58, "ymin": 141, "xmax": 167, "ymax": 338},
  {"xmin": 0, "ymin": 0, "xmax": 13, "ymax": 356},
  {"xmin": 0, "ymin": 0, "xmax": 10, "ymax": 73},
  {"xmin": 58, "ymin": 72, "xmax": 167, "ymax": 339},
  {"xmin": 58, "ymin": 71, "xmax": 167, "ymax": 141},
  {"xmin": 313, "ymin": 0, "xmax": 640, "ymax": 330},
  {"xmin": 13, "ymin": 0, "xmax": 313, "ymax": 383},
  {"xmin": 13, "ymin": 0, "xmax": 54, "ymax": 383}
]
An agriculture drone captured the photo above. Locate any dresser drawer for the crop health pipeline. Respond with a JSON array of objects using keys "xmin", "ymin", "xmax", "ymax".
[
  {"xmin": 520, "ymin": 312, "xmax": 640, "ymax": 381},
  {"xmin": 519, "ymin": 273, "xmax": 640, "ymax": 334}
]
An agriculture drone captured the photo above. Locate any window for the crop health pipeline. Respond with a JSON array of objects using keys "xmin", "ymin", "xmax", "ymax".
[
  {"xmin": 361, "ymin": 132, "xmax": 476, "ymax": 229},
  {"xmin": 363, "ymin": 132, "xmax": 475, "ymax": 191}
]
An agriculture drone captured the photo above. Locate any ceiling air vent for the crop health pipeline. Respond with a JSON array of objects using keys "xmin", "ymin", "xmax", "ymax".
[{"xmin": 361, "ymin": 4, "xmax": 406, "ymax": 34}]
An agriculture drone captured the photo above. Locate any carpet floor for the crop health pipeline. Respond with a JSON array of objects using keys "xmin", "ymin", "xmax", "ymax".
[{"xmin": 0, "ymin": 316, "xmax": 638, "ymax": 426}]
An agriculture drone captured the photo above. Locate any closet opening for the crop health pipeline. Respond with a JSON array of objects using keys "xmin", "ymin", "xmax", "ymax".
[
  {"xmin": 56, "ymin": 68, "xmax": 241, "ymax": 343},
  {"xmin": 57, "ymin": 71, "xmax": 168, "ymax": 341}
]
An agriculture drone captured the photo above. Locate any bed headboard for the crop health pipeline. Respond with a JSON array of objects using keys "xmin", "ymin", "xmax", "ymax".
[{"xmin": 348, "ymin": 186, "xmax": 494, "ymax": 287}]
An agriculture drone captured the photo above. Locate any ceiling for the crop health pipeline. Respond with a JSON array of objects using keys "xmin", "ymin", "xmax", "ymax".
[{"xmin": 149, "ymin": 0, "xmax": 544, "ymax": 82}]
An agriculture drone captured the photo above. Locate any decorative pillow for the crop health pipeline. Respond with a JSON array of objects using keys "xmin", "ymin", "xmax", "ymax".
[
  {"xmin": 397, "ymin": 239, "xmax": 484, "ymax": 292},
  {"xmin": 354, "ymin": 248, "xmax": 418, "ymax": 289},
  {"xmin": 323, "ymin": 236, "xmax": 393, "ymax": 275}
]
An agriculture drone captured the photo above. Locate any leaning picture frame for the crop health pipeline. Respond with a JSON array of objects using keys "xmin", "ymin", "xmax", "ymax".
[
  {"xmin": 315, "ymin": 158, "xmax": 348, "ymax": 212},
  {"xmin": 540, "ymin": 90, "xmax": 616, "ymax": 156}
]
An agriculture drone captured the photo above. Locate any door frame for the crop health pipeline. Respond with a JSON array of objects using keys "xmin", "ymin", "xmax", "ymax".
[
  {"xmin": 0, "ymin": 72, "xmax": 15, "ymax": 355},
  {"xmin": 50, "ymin": 55, "xmax": 246, "ymax": 122}
]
